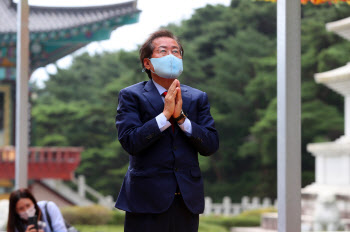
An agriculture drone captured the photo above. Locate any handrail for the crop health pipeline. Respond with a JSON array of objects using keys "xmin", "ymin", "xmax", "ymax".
[
  {"xmin": 0, "ymin": 146, "xmax": 83, "ymax": 163},
  {"xmin": 0, "ymin": 146, "xmax": 83, "ymax": 180}
]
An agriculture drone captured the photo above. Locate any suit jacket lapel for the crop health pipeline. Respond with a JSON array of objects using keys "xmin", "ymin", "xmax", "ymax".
[{"xmin": 143, "ymin": 80, "xmax": 164, "ymax": 116}]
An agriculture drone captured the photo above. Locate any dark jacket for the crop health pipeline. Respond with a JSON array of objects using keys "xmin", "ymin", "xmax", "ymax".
[{"xmin": 115, "ymin": 80, "xmax": 219, "ymax": 214}]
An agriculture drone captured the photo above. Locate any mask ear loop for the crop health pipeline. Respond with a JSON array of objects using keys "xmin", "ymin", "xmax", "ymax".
[
  {"xmin": 142, "ymin": 68, "xmax": 157, "ymax": 75},
  {"xmin": 150, "ymin": 69, "xmax": 157, "ymax": 75}
]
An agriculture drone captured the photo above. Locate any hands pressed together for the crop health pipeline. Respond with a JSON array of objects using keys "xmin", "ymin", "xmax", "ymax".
[{"xmin": 162, "ymin": 79, "xmax": 185, "ymax": 125}]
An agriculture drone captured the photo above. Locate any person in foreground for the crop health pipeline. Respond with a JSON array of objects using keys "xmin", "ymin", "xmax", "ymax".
[
  {"xmin": 115, "ymin": 29, "xmax": 219, "ymax": 232},
  {"xmin": 7, "ymin": 188, "xmax": 67, "ymax": 232}
]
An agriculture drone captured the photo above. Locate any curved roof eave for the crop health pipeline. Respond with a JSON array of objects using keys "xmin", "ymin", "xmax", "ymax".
[{"xmin": 0, "ymin": 0, "xmax": 140, "ymax": 33}]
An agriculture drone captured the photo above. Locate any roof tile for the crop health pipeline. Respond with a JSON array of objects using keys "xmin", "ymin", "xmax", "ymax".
[{"xmin": 0, "ymin": 1, "xmax": 139, "ymax": 33}]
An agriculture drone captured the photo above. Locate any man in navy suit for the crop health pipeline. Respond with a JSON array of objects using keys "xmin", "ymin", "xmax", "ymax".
[{"xmin": 115, "ymin": 29, "xmax": 219, "ymax": 232}]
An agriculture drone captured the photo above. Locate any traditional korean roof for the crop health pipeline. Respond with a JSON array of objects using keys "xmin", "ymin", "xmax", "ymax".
[
  {"xmin": 0, "ymin": 0, "xmax": 139, "ymax": 34},
  {"xmin": 0, "ymin": 0, "xmax": 140, "ymax": 79}
]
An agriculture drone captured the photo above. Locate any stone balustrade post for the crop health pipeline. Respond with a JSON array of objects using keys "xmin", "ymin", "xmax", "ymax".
[
  {"xmin": 204, "ymin": 197, "xmax": 212, "ymax": 215},
  {"xmin": 241, "ymin": 196, "xmax": 249, "ymax": 211},
  {"xmin": 78, "ymin": 175, "xmax": 86, "ymax": 198},
  {"xmin": 223, "ymin": 196, "xmax": 231, "ymax": 216},
  {"xmin": 263, "ymin": 197, "xmax": 272, "ymax": 208},
  {"xmin": 252, "ymin": 197, "xmax": 260, "ymax": 209}
]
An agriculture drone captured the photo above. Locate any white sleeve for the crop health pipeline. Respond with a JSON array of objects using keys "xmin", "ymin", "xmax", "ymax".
[
  {"xmin": 155, "ymin": 113, "xmax": 171, "ymax": 132},
  {"xmin": 46, "ymin": 202, "xmax": 67, "ymax": 232},
  {"xmin": 178, "ymin": 118, "xmax": 192, "ymax": 134}
]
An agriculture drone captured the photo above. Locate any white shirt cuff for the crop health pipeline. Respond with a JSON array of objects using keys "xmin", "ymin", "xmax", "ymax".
[
  {"xmin": 156, "ymin": 113, "xmax": 171, "ymax": 132},
  {"xmin": 178, "ymin": 118, "xmax": 192, "ymax": 134}
]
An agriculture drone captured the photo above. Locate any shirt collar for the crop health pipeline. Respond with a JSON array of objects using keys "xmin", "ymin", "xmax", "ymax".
[{"xmin": 152, "ymin": 79, "xmax": 167, "ymax": 96}]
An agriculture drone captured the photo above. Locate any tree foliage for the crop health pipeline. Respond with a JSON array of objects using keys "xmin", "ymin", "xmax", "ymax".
[{"xmin": 31, "ymin": 1, "xmax": 350, "ymax": 200}]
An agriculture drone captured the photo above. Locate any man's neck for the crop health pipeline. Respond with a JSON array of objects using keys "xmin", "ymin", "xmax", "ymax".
[{"xmin": 152, "ymin": 75, "xmax": 176, "ymax": 90}]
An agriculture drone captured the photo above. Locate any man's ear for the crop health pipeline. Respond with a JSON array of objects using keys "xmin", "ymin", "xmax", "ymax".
[{"xmin": 143, "ymin": 58, "xmax": 152, "ymax": 70}]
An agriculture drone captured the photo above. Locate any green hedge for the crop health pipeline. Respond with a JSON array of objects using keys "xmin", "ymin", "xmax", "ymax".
[
  {"xmin": 74, "ymin": 224, "xmax": 228, "ymax": 232},
  {"xmin": 74, "ymin": 225, "xmax": 124, "ymax": 232},
  {"xmin": 108, "ymin": 210, "xmax": 125, "ymax": 225},
  {"xmin": 61, "ymin": 205, "xmax": 113, "ymax": 225},
  {"xmin": 62, "ymin": 205, "xmax": 276, "ymax": 230},
  {"xmin": 200, "ymin": 208, "xmax": 277, "ymax": 229},
  {"xmin": 199, "ymin": 222, "xmax": 228, "ymax": 232},
  {"xmin": 200, "ymin": 216, "xmax": 259, "ymax": 228}
]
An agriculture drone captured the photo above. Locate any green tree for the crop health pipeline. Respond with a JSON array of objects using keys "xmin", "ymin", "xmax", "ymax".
[{"xmin": 31, "ymin": 1, "xmax": 350, "ymax": 200}]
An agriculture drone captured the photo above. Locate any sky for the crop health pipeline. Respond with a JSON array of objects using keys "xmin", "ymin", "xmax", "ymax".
[{"xmin": 24, "ymin": 0, "xmax": 231, "ymax": 86}]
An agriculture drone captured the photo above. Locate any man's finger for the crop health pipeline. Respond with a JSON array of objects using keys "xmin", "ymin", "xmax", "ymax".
[
  {"xmin": 168, "ymin": 79, "xmax": 177, "ymax": 92},
  {"xmin": 164, "ymin": 81, "xmax": 176, "ymax": 99},
  {"xmin": 176, "ymin": 87, "xmax": 182, "ymax": 102},
  {"xmin": 167, "ymin": 81, "xmax": 178, "ymax": 98}
]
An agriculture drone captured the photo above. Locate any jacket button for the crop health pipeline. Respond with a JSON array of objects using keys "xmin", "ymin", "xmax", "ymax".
[
  {"xmin": 174, "ymin": 168, "xmax": 178, "ymax": 172},
  {"xmin": 173, "ymin": 146, "xmax": 177, "ymax": 150}
]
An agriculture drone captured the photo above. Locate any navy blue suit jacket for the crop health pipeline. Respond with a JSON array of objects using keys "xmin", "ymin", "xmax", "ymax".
[{"xmin": 115, "ymin": 80, "xmax": 219, "ymax": 214}]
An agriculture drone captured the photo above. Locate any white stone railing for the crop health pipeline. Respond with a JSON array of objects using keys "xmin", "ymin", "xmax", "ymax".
[
  {"xmin": 41, "ymin": 175, "xmax": 114, "ymax": 209},
  {"xmin": 203, "ymin": 196, "xmax": 277, "ymax": 216},
  {"xmin": 71, "ymin": 175, "xmax": 114, "ymax": 209}
]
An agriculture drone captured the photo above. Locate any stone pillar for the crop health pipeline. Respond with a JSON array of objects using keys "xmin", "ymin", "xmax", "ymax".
[
  {"xmin": 204, "ymin": 197, "xmax": 212, "ymax": 215},
  {"xmin": 78, "ymin": 175, "xmax": 86, "ymax": 198},
  {"xmin": 15, "ymin": 0, "xmax": 30, "ymax": 190},
  {"xmin": 241, "ymin": 196, "xmax": 250, "ymax": 211},
  {"xmin": 223, "ymin": 196, "xmax": 231, "ymax": 216}
]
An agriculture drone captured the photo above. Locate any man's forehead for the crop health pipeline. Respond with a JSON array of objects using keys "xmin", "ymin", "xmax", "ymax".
[{"xmin": 152, "ymin": 37, "xmax": 179, "ymax": 48}]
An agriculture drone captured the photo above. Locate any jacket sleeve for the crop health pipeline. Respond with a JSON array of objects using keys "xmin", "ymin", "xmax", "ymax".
[
  {"xmin": 115, "ymin": 89, "xmax": 163, "ymax": 155},
  {"xmin": 188, "ymin": 92, "xmax": 219, "ymax": 156}
]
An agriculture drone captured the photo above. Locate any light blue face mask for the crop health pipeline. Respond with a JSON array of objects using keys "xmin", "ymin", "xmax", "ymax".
[{"xmin": 149, "ymin": 54, "xmax": 183, "ymax": 79}]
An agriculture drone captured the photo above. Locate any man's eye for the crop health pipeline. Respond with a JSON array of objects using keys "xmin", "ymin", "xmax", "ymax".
[
  {"xmin": 160, "ymin": 50, "xmax": 167, "ymax": 54},
  {"xmin": 172, "ymin": 50, "xmax": 179, "ymax": 54}
]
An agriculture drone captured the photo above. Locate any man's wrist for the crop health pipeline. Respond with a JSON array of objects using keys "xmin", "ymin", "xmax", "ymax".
[
  {"xmin": 163, "ymin": 111, "xmax": 172, "ymax": 120},
  {"xmin": 174, "ymin": 110, "xmax": 187, "ymax": 123},
  {"xmin": 177, "ymin": 118, "xmax": 185, "ymax": 125}
]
